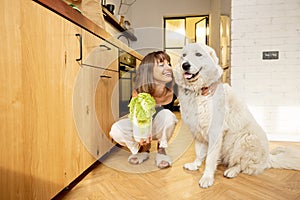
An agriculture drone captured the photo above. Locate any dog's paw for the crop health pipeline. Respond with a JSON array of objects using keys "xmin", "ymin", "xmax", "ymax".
[
  {"xmin": 199, "ymin": 174, "xmax": 214, "ymax": 188},
  {"xmin": 224, "ymin": 168, "xmax": 238, "ymax": 178},
  {"xmin": 224, "ymin": 166, "xmax": 240, "ymax": 178},
  {"xmin": 183, "ymin": 162, "xmax": 201, "ymax": 171}
]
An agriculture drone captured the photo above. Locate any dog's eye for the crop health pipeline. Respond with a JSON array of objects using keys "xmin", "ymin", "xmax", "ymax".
[
  {"xmin": 195, "ymin": 52, "xmax": 202, "ymax": 57},
  {"xmin": 182, "ymin": 53, "xmax": 187, "ymax": 57}
]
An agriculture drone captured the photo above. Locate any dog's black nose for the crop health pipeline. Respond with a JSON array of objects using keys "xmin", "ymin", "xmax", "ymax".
[{"xmin": 182, "ymin": 62, "xmax": 191, "ymax": 71}]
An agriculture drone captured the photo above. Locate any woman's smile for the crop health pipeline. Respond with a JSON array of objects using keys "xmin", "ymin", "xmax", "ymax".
[{"xmin": 153, "ymin": 60, "xmax": 173, "ymax": 84}]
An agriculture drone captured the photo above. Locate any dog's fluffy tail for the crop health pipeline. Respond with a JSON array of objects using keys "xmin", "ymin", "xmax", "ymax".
[{"xmin": 268, "ymin": 146, "xmax": 300, "ymax": 170}]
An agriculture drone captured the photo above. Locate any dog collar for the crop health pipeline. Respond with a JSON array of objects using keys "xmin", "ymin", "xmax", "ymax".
[
  {"xmin": 201, "ymin": 80, "xmax": 221, "ymax": 96},
  {"xmin": 183, "ymin": 80, "xmax": 221, "ymax": 96}
]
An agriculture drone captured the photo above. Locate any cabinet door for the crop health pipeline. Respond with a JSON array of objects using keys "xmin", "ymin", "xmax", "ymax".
[
  {"xmin": 0, "ymin": 2, "xmax": 96, "ymax": 199},
  {"xmin": 95, "ymin": 69, "xmax": 119, "ymax": 142},
  {"xmin": 95, "ymin": 40, "xmax": 119, "ymax": 141},
  {"xmin": 21, "ymin": 5, "xmax": 84, "ymax": 198},
  {"xmin": 73, "ymin": 30, "xmax": 118, "ymax": 159},
  {"xmin": 62, "ymin": 20, "xmax": 96, "ymax": 186},
  {"xmin": 73, "ymin": 65, "xmax": 106, "ymax": 159}
]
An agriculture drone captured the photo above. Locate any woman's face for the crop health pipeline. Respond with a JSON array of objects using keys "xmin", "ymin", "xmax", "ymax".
[{"xmin": 152, "ymin": 59, "xmax": 173, "ymax": 84}]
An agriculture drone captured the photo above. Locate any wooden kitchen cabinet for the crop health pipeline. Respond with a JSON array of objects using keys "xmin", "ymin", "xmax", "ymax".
[
  {"xmin": 61, "ymin": 20, "xmax": 100, "ymax": 187},
  {"xmin": 73, "ymin": 30, "xmax": 118, "ymax": 159},
  {"xmin": 0, "ymin": 1, "xmax": 117, "ymax": 199},
  {"xmin": 95, "ymin": 69, "xmax": 119, "ymax": 142}
]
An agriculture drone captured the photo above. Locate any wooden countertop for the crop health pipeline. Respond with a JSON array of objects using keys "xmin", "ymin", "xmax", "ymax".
[{"xmin": 33, "ymin": 0, "xmax": 142, "ymax": 60}]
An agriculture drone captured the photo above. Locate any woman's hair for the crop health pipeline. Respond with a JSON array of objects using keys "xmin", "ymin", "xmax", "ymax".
[{"xmin": 134, "ymin": 51, "xmax": 174, "ymax": 95}]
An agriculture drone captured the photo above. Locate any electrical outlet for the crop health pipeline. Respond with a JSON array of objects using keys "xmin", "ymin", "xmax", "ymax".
[{"xmin": 262, "ymin": 51, "xmax": 279, "ymax": 60}]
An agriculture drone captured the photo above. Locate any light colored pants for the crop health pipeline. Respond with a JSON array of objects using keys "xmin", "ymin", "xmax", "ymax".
[{"xmin": 109, "ymin": 109, "xmax": 178, "ymax": 154}]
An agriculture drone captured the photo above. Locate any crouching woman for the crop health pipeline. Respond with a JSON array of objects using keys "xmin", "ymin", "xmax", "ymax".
[{"xmin": 109, "ymin": 51, "xmax": 178, "ymax": 169}]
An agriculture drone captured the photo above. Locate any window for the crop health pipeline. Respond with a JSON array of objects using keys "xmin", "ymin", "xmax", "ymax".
[{"xmin": 164, "ymin": 16, "xmax": 209, "ymax": 66}]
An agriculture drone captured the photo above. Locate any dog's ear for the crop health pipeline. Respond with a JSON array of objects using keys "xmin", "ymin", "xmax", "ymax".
[
  {"xmin": 202, "ymin": 44, "xmax": 219, "ymax": 65},
  {"xmin": 200, "ymin": 43, "xmax": 223, "ymax": 77}
]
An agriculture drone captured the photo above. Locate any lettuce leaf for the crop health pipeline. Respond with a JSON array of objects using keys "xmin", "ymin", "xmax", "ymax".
[{"xmin": 128, "ymin": 93, "xmax": 156, "ymax": 127}]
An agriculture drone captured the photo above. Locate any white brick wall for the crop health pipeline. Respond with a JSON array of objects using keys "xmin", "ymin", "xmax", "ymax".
[{"xmin": 231, "ymin": 0, "xmax": 300, "ymax": 141}]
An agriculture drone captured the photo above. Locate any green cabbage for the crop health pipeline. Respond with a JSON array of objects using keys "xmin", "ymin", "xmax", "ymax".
[{"xmin": 128, "ymin": 93, "xmax": 156, "ymax": 127}]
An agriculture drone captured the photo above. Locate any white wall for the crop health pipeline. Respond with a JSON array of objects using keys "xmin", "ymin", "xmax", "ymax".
[{"xmin": 231, "ymin": 0, "xmax": 300, "ymax": 141}]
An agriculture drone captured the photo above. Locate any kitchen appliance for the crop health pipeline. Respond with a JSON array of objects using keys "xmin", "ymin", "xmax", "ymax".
[{"xmin": 119, "ymin": 50, "xmax": 136, "ymax": 117}]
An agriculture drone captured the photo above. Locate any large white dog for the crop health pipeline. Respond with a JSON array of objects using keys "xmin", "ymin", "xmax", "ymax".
[{"xmin": 173, "ymin": 43, "xmax": 300, "ymax": 188}]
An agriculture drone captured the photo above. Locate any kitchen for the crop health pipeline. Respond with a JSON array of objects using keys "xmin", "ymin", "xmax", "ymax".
[{"xmin": 1, "ymin": 0, "xmax": 300, "ymax": 199}]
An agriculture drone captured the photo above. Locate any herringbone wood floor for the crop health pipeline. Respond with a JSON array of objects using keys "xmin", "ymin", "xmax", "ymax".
[{"xmin": 60, "ymin": 112, "xmax": 300, "ymax": 200}]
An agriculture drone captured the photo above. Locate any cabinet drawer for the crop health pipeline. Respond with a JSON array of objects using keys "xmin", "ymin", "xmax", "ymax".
[{"xmin": 83, "ymin": 37, "xmax": 118, "ymax": 71}]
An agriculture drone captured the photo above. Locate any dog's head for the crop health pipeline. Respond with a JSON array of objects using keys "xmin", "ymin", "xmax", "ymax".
[{"xmin": 174, "ymin": 43, "xmax": 223, "ymax": 90}]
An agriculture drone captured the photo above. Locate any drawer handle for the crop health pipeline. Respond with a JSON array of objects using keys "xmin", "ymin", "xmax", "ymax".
[
  {"xmin": 100, "ymin": 75, "xmax": 112, "ymax": 78},
  {"xmin": 75, "ymin": 33, "xmax": 82, "ymax": 61},
  {"xmin": 99, "ymin": 44, "xmax": 111, "ymax": 51}
]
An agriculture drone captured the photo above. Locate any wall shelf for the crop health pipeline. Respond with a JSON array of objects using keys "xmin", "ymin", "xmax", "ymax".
[{"xmin": 102, "ymin": 7, "xmax": 137, "ymax": 41}]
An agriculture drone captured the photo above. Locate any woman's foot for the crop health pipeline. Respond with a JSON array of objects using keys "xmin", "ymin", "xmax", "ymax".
[
  {"xmin": 128, "ymin": 143, "xmax": 151, "ymax": 164},
  {"xmin": 156, "ymin": 147, "xmax": 171, "ymax": 169},
  {"xmin": 128, "ymin": 152, "xmax": 149, "ymax": 164}
]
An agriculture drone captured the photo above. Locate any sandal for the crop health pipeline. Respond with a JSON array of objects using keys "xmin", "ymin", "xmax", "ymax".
[
  {"xmin": 155, "ymin": 153, "xmax": 172, "ymax": 169},
  {"xmin": 128, "ymin": 152, "xmax": 149, "ymax": 165}
]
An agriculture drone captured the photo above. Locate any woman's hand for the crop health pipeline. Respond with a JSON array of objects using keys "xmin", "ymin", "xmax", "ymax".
[{"xmin": 139, "ymin": 136, "xmax": 152, "ymax": 146}]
